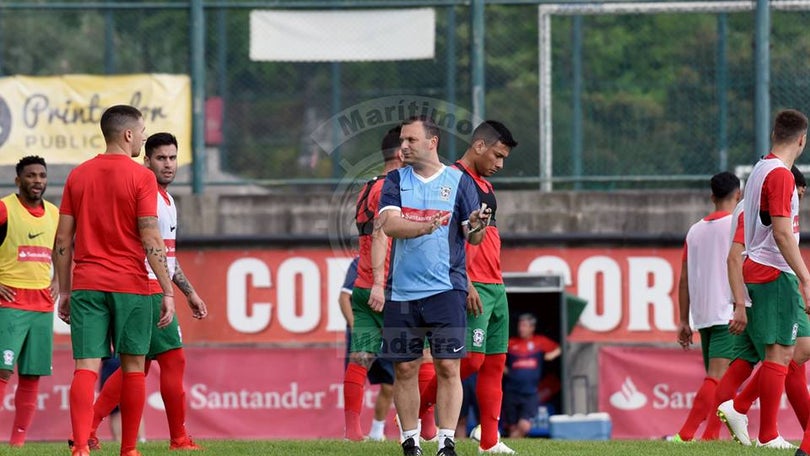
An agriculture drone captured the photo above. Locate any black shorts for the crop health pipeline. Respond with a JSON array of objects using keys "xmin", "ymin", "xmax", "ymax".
[
  {"xmin": 381, "ymin": 289, "xmax": 467, "ymax": 362},
  {"xmin": 501, "ymin": 390, "xmax": 539, "ymax": 425}
]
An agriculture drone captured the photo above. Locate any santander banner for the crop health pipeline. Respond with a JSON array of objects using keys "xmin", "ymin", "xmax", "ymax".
[
  {"xmin": 0, "ymin": 347, "xmax": 398, "ymax": 441},
  {"xmin": 599, "ymin": 346, "xmax": 804, "ymax": 440},
  {"xmin": 49, "ymin": 246, "xmax": 690, "ymax": 345}
]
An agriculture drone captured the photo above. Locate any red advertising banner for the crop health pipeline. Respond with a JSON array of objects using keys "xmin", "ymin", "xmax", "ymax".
[
  {"xmin": 598, "ymin": 346, "xmax": 803, "ymax": 440},
  {"xmin": 48, "ymin": 245, "xmax": 797, "ymax": 345},
  {"xmin": 0, "ymin": 347, "xmax": 398, "ymax": 442}
]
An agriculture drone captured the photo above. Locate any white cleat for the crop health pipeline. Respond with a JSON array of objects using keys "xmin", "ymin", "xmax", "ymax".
[
  {"xmin": 717, "ymin": 399, "xmax": 751, "ymax": 446},
  {"xmin": 479, "ymin": 441, "xmax": 517, "ymax": 454},
  {"xmin": 757, "ymin": 435, "xmax": 797, "ymax": 450},
  {"xmin": 366, "ymin": 435, "xmax": 385, "ymax": 442}
]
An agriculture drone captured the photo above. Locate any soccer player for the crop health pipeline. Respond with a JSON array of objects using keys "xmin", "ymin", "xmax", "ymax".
[
  {"xmin": 343, "ymin": 126, "xmax": 403, "ymax": 441},
  {"xmin": 339, "ymin": 256, "xmax": 396, "ymax": 441},
  {"xmin": 54, "ymin": 105, "xmax": 176, "ymax": 456},
  {"xmin": 0, "ymin": 156, "xmax": 58, "ymax": 447},
  {"xmin": 716, "ymin": 165, "xmax": 810, "ymax": 447},
  {"xmin": 418, "ymin": 120, "xmax": 518, "ymax": 454},
  {"xmin": 87, "ymin": 132, "xmax": 208, "ymax": 451},
  {"xmin": 719, "ymin": 109, "xmax": 809, "ymax": 450},
  {"xmin": 670, "ymin": 171, "xmax": 740, "ymax": 442},
  {"xmin": 501, "ymin": 313, "xmax": 560, "ymax": 438},
  {"xmin": 378, "ymin": 116, "xmax": 489, "ymax": 456}
]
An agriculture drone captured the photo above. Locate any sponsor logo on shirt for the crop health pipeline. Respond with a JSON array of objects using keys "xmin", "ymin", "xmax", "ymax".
[{"xmin": 17, "ymin": 245, "xmax": 52, "ymax": 263}]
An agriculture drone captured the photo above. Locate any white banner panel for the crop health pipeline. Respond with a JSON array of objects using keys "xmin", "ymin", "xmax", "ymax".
[{"xmin": 250, "ymin": 9, "xmax": 435, "ymax": 62}]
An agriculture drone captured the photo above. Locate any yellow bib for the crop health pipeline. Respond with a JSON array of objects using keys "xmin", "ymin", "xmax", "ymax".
[{"xmin": 0, "ymin": 193, "xmax": 58, "ymax": 289}]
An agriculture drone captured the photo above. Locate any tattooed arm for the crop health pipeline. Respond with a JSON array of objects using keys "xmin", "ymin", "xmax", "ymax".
[
  {"xmin": 139, "ymin": 215, "xmax": 175, "ymax": 327},
  {"xmin": 52, "ymin": 214, "xmax": 75, "ymax": 324},
  {"xmin": 174, "ymin": 261, "xmax": 208, "ymax": 319}
]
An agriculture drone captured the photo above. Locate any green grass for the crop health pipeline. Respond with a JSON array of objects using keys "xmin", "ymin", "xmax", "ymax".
[{"xmin": 8, "ymin": 438, "xmax": 797, "ymax": 456}]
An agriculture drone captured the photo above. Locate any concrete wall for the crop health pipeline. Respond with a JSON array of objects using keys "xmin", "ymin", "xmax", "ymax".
[{"xmin": 174, "ymin": 189, "xmax": 732, "ymax": 238}]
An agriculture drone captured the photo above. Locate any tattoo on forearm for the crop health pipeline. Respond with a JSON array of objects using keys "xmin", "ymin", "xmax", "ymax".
[{"xmin": 173, "ymin": 266, "xmax": 195, "ymax": 296}]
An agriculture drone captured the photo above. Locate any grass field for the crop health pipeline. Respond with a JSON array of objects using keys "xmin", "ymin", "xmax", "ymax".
[{"xmin": 10, "ymin": 438, "xmax": 795, "ymax": 456}]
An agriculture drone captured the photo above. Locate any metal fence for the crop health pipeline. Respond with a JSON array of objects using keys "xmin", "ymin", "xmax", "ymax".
[{"xmin": 1, "ymin": 1, "xmax": 809, "ymax": 191}]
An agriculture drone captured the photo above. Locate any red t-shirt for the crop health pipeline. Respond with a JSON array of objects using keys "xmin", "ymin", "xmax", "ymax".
[
  {"xmin": 454, "ymin": 162, "xmax": 502, "ymax": 284},
  {"xmin": 60, "ymin": 154, "xmax": 158, "ymax": 294},
  {"xmin": 733, "ymin": 211, "xmax": 745, "ymax": 245},
  {"xmin": 355, "ymin": 177, "xmax": 391, "ymax": 289},
  {"xmin": 0, "ymin": 199, "xmax": 52, "ymax": 312},
  {"xmin": 743, "ymin": 158, "xmax": 795, "ymax": 284}
]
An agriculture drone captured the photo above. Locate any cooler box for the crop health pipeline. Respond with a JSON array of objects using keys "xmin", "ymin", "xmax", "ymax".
[{"xmin": 549, "ymin": 413, "xmax": 611, "ymax": 440}]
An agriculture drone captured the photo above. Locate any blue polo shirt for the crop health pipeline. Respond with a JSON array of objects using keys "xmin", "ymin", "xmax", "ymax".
[{"xmin": 379, "ymin": 165, "xmax": 480, "ymax": 301}]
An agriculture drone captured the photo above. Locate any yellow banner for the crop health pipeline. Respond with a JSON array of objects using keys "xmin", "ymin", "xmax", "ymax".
[{"xmin": 0, "ymin": 74, "xmax": 191, "ymax": 166}]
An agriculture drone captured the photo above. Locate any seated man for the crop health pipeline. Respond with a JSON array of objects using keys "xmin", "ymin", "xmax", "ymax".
[{"xmin": 502, "ymin": 313, "xmax": 561, "ymax": 438}]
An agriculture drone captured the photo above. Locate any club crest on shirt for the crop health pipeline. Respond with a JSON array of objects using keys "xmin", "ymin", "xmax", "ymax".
[
  {"xmin": 439, "ymin": 185, "xmax": 452, "ymax": 201},
  {"xmin": 3, "ymin": 350, "xmax": 14, "ymax": 366}
]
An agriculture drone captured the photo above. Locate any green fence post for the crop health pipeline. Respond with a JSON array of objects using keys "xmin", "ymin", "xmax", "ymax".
[
  {"xmin": 471, "ymin": 0, "xmax": 485, "ymax": 122},
  {"xmin": 191, "ymin": 0, "xmax": 205, "ymax": 194},
  {"xmin": 754, "ymin": 0, "xmax": 770, "ymax": 161}
]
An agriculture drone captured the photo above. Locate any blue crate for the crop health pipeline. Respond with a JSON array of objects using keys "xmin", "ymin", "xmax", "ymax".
[{"xmin": 549, "ymin": 413, "xmax": 612, "ymax": 440}]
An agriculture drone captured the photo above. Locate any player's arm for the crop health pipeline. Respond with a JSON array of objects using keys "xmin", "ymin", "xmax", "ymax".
[
  {"xmin": 676, "ymin": 250, "xmax": 693, "ymax": 349},
  {"xmin": 544, "ymin": 346, "xmax": 562, "ymax": 361},
  {"xmin": 459, "ymin": 175, "xmax": 489, "ymax": 245},
  {"xmin": 139, "ymin": 215, "xmax": 176, "ymax": 327},
  {"xmin": 52, "ymin": 214, "xmax": 75, "ymax": 324},
  {"xmin": 368, "ymin": 217, "xmax": 388, "ymax": 312},
  {"xmin": 378, "ymin": 208, "xmax": 446, "ymax": 239},
  {"xmin": 727, "ymin": 241, "xmax": 748, "ymax": 335},
  {"xmin": 173, "ymin": 261, "xmax": 207, "ymax": 319},
  {"xmin": 772, "ymin": 215, "xmax": 810, "ymax": 308},
  {"xmin": 339, "ymin": 290, "xmax": 354, "ymax": 329}
]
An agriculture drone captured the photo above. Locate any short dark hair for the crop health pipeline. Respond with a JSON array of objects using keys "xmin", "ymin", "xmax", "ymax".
[
  {"xmin": 472, "ymin": 120, "xmax": 518, "ymax": 148},
  {"xmin": 100, "ymin": 105, "xmax": 143, "ymax": 142},
  {"xmin": 16, "ymin": 155, "xmax": 46, "ymax": 177},
  {"xmin": 380, "ymin": 126, "xmax": 401, "ymax": 162},
  {"xmin": 772, "ymin": 109, "xmax": 808, "ymax": 145},
  {"xmin": 710, "ymin": 171, "xmax": 740, "ymax": 199},
  {"xmin": 518, "ymin": 313, "xmax": 537, "ymax": 326},
  {"xmin": 792, "ymin": 165, "xmax": 807, "ymax": 188},
  {"xmin": 145, "ymin": 132, "xmax": 178, "ymax": 158},
  {"xmin": 402, "ymin": 115, "xmax": 441, "ymax": 148}
]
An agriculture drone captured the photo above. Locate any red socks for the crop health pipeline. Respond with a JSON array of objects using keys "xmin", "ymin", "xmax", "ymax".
[
  {"xmin": 713, "ymin": 359, "xmax": 754, "ymax": 406},
  {"xmin": 343, "ymin": 363, "xmax": 367, "ymax": 441},
  {"xmin": 91, "ymin": 368, "xmax": 123, "ymax": 435},
  {"xmin": 786, "ymin": 360, "xmax": 809, "ymax": 429},
  {"xmin": 156, "ymin": 348, "xmax": 189, "ymax": 443},
  {"xmin": 676, "ymin": 377, "xmax": 717, "ymax": 441},
  {"xmin": 477, "ymin": 354, "xmax": 506, "ymax": 449},
  {"xmin": 757, "ymin": 361, "xmax": 788, "ymax": 444},
  {"xmin": 120, "ymin": 372, "xmax": 146, "ymax": 453},
  {"xmin": 418, "ymin": 362, "xmax": 437, "ymax": 440},
  {"xmin": 9, "ymin": 376, "xmax": 39, "ymax": 446},
  {"xmin": 733, "ymin": 367, "xmax": 761, "ymax": 414},
  {"xmin": 419, "ymin": 353, "xmax": 485, "ymax": 416},
  {"xmin": 70, "ymin": 369, "xmax": 99, "ymax": 449}
]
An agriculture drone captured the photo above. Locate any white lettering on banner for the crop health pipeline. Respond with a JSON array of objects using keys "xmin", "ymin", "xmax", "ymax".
[
  {"xmin": 326, "ymin": 257, "xmax": 354, "ymax": 331},
  {"xmin": 577, "ymin": 256, "xmax": 622, "ymax": 331},
  {"xmin": 527, "ymin": 255, "xmax": 572, "ymax": 286},
  {"xmin": 227, "ymin": 258, "xmax": 273, "ymax": 334},
  {"xmin": 189, "ymin": 382, "xmax": 326, "ymax": 410},
  {"xmin": 277, "ymin": 258, "xmax": 320, "ymax": 333},
  {"xmin": 627, "ymin": 257, "xmax": 676, "ymax": 331},
  {"xmin": 652, "ymin": 384, "xmax": 697, "ymax": 409},
  {"xmin": 0, "ymin": 384, "xmax": 69, "ymax": 412}
]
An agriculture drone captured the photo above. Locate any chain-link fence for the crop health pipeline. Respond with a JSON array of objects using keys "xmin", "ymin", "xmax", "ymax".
[{"xmin": 2, "ymin": 1, "xmax": 810, "ymax": 190}]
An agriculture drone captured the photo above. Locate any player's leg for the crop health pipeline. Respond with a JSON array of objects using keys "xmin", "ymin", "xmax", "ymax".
[
  {"xmin": 785, "ymin": 318, "xmax": 810, "ymax": 430},
  {"xmin": 344, "ymin": 287, "xmax": 382, "ymax": 441},
  {"xmin": 10, "ymin": 310, "xmax": 53, "ymax": 446},
  {"xmin": 425, "ymin": 290, "xmax": 467, "ymax": 455},
  {"xmin": 475, "ymin": 283, "xmax": 511, "ymax": 452},
  {"xmin": 418, "ymin": 350, "xmax": 437, "ymax": 440},
  {"xmin": 69, "ymin": 290, "xmax": 111, "ymax": 454},
  {"xmin": 748, "ymin": 276, "xmax": 798, "ymax": 447},
  {"xmin": 113, "ymin": 292, "xmax": 152, "ymax": 455},
  {"xmin": 716, "ymin": 317, "xmax": 760, "ymax": 446},
  {"xmin": 0, "ymin": 307, "xmax": 29, "ymax": 446},
  {"xmin": 382, "ymin": 297, "xmax": 424, "ymax": 454},
  {"xmin": 367, "ymin": 357, "xmax": 395, "ymax": 441}
]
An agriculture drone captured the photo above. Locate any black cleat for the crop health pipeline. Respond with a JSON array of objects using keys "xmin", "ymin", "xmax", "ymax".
[
  {"xmin": 796, "ymin": 449, "xmax": 809, "ymax": 456},
  {"xmin": 402, "ymin": 437, "xmax": 423, "ymax": 456},
  {"xmin": 437, "ymin": 438, "xmax": 457, "ymax": 456}
]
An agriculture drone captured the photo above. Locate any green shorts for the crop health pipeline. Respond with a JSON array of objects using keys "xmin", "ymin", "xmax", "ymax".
[
  {"xmin": 0, "ymin": 308, "xmax": 53, "ymax": 376},
  {"xmin": 147, "ymin": 293, "xmax": 183, "ymax": 358},
  {"xmin": 350, "ymin": 287, "xmax": 384, "ymax": 354},
  {"xmin": 731, "ymin": 307, "xmax": 764, "ymax": 364},
  {"xmin": 70, "ymin": 290, "xmax": 153, "ymax": 359},
  {"xmin": 466, "ymin": 283, "xmax": 509, "ymax": 354},
  {"xmin": 698, "ymin": 325, "xmax": 734, "ymax": 371},
  {"xmin": 747, "ymin": 272, "xmax": 806, "ymax": 348}
]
